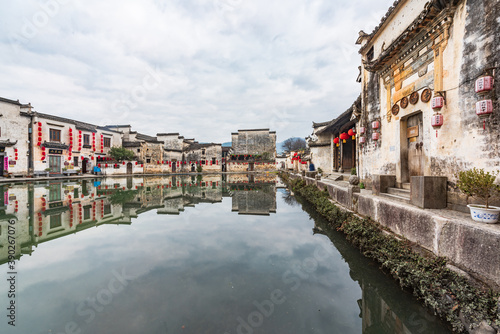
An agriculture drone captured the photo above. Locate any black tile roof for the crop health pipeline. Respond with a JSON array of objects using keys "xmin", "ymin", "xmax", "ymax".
[{"xmin": 0, "ymin": 97, "xmax": 22, "ymax": 105}]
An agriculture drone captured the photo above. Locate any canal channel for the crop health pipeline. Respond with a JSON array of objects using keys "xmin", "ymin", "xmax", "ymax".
[{"xmin": 0, "ymin": 174, "xmax": 452, "ymax": 333}]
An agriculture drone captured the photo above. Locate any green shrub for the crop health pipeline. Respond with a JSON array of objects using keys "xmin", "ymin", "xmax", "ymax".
[
  {"xmin": 108, "ymin": 146, "xmax": 135, "ymax": 161},
  {"xmin": 456, "ymin": 168, "xmax": 500, "ymax": 208}
]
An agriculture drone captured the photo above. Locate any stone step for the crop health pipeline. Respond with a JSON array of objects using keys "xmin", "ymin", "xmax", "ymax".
[
  {"xmin": 380, "ymin": 192, "xmax": 411, "ymax": 204},
  {"xmin": 327, "ymin": 173, "xmax": 345, "ymax": 181},
  {"xmin": 402, "ymin": 183, "xmax": 411, "ymax": 190},
  {"xmin": 387, "ymin": 187, "xmax": 410, "ymax": 197}
]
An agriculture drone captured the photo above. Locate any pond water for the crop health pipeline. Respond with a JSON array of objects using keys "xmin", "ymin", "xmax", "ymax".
[{"xmin": 0, "ymin": 174, "xmax": 452, "ymax": 334}]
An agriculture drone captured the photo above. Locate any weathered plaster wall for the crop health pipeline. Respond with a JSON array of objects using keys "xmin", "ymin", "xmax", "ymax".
[
  {"xmin": 370, "ymin": 0, "xmax": 430, "ymax": 60},
  {"xmin": 0, "ymin": 101, "xmax": 30, "ymax": 175},
  {"xmin": 231, "ymin": 130, "xmax": 277, "ymax": 159},
  {"xmin": 310, "ymin": 144, "xmax": 331, "ymax": 173}
]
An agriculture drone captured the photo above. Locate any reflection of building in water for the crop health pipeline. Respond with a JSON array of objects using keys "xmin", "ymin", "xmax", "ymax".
[
  {"xmin": 0, "ymin": 174, "xmax": 277, "ymax": 264},
  {"xmin": 0, "ymin": 184, "xmax": 32, "ymax": 264},
  {"xmin": 230, "ymin": 183, "xmax": 276, "ymax": 216}
]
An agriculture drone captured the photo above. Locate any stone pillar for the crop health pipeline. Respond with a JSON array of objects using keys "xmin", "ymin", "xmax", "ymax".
[
  {"xmin": 372, "ymin": 174, "xmax": 396, "ymax": 195},
  {"xmin": 338, "ymin": 141, "xmax": 344, "ymax": 173},
  {"xmin": 410, "ymin": 176, "xmax": 447, "ymax": 209}
]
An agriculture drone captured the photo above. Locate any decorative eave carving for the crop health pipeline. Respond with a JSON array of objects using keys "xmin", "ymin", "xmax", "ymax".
[
  {"xmin": 359, "ymin": 0, "xmax": 461, "ymax": 55},
  {"xmin": 362, "ymin": 2, "xmax": 456, "ymax": 74},
  {"xmin": 0, "ymin": 140, "xmax": 17, "ymax": 147}
]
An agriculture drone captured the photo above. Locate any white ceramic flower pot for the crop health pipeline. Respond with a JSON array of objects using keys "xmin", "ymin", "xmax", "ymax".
[{"xmin": 467, "ymin": 204, "xmax": 500, "ymax": 224}]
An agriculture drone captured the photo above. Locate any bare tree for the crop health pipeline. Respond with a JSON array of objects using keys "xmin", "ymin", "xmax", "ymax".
[{"xmin": 282, "ymin": 138, "xmax": 307, "ymax": 152}]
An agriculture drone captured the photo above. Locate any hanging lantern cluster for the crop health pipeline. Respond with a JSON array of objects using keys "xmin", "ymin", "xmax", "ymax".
[
  {"xmin": 78, "ymin": 131, "xmax": 82, "ymax": 151},
  {"xmin": 92, "ymin": 133, "xmax": 96, "ymax": 151},
  {"xmin": 68, "ymin": 128, "xmax": 74, "ymax": 161},
  {"xmin": 14, "ymin": 148, "xmax": 18, "ymax": 161},
  {"xmin": 100, "ymin": 134, "xmax": 104, "ymax": 153},
  {"xmin": 41, "ymin": 146, "xmax": 46, "ymax": 161},
  {"xmin": 431, "ymin": 92, "xmax": 445, "ymax": 137},
  {"xmin": 372, "ymin": 121, "xmax": 380, "ymax": 145},
  {"xmin": 475, "ymin": 75, "xmax": 494, "ymax": 129},
  {"xmin": 37, "ymin": 212, "xmax": 43, "ymax": 236},
  {"xmin": 36, "ymin": 122, "xmax": 43, "ymax": 146},
  {"xmin": 358, "ymin": 126, "xmax": 366, "ymax": 145}
]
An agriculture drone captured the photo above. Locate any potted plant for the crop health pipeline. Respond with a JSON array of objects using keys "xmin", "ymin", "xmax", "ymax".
[
  {"xmin": 316, "ymin": 167, "xmax": 323, "ymax": 180},
  {"xmin": 456, "ymin": 168, "xmax": 500, "ymax": 223}
]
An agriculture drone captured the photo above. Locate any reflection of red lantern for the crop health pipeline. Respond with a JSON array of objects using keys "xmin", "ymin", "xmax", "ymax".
[
  {"xmin": 340, "ymin": 133, "xmax": 349, "ymax": 143},
  {"xmin": 348, "ymin": 129, "xmax": 356, "ymax": 139}
]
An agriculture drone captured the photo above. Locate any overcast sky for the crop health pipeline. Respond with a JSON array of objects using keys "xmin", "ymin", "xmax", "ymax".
[{"xmin": 1, "ymin": 0, "xmax": 393, "ymax": 143}]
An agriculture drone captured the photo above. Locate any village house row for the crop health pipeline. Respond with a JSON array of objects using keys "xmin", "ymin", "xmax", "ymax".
[
  {"xmin": 303, "ymin": 0, "xmax": 499, "ymax": 212},
  {"xmin": 0, "ymin": 97, "xmax": 277, "ymax": 176}
]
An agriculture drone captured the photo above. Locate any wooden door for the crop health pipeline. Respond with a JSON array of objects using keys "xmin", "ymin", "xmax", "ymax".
[
  {"xmin": 342, "ymin": 139, "xmax": 354, "ymax": 170},
  {"xmin": 407, "ymin": 113, "xmax": 424, "ymax": 177}
]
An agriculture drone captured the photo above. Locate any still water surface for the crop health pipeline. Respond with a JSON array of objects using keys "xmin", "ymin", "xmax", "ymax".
[{"xmin": 0, "ymin": 174, "xmax": 451, "ymax": 334}]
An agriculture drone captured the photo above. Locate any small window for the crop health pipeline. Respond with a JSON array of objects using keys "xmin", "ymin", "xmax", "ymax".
[
  {"xmin": 212, "ymin": 158, "xmax": 216, "ymax": 164},
  {"xmin": 50, "ymin": 129, "xmax": 61, "ymax": 142},
  {"xmin": 74, "ymin": 156, "xmax": 79, "ymax": 167},
  {"xmin": 104, "ymin": 138, "xmax": 111, "ymax": 147},
  {"xmin": 83, "ymin": 206, "xmax": 91, "ymax": 220},
  {"xmin": 83, "ymin": 134, "xmax": 90, "ymax": 145},
  {"xmin": 103, "ymin": 204, "xmax": 111, "ymax": 215},
  {"xmin": 146, "ymin": 158, "xmax": 151, "ymax": 163},
  {"xmin": 366, "ymin": 46, "xmax": 374, "ymax": 62},
  {"xmin": 50, "ymin": 214, "xmax": 62, "ymax": 229},
  {"xmin": 49, "ymin": 185, "xmax": 61, "ymax": 202},
  {"xmin": 202, "ymin": 149, "xmax": 206, "ymax": 155},
  {"xmin": 137, "ymin": 149, "xmax": 140, "ymax": 153}
]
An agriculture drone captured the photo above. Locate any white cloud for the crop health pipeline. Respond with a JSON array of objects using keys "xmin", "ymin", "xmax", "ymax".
[{"xmin": 0, "ymin": 0, "xmax": 394, "ymax": 142}]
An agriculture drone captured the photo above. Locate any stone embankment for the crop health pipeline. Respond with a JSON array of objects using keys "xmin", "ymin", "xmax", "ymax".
[{"xmin": 283, "ymin": 172, "xmax": 500, "ymax": 334}]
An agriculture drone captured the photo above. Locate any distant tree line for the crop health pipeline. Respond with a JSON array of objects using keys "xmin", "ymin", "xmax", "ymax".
[{"xmin": 282, "ymin": 138, "xmax": 306, "ymax": 152}]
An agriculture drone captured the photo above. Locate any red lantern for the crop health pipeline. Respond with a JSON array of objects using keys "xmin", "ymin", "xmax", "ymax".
[
  {"xmin": 372, "ymin": 121, "xmax": 380, "ymax": 129},
  {"xmin": 475, "ymin": 76, "xmax": 494, "ymax": 93},
  {"xmin": 359, "ymin": 136, "xmax": 366, "ymax": 144},
  {"xmin": 432, "ymin": 96, "xmax": 444, "ymax": 109},
  {"xmin": 333, "ymin": 137, "xmax": 339, "ymax": 147},
  {"xmin": 348, "ymin": 129, "xmax": 356, "ymax": 139},
  {"xmin": 339, "ymin": 133, "xmax": 349, "ymax": 143},
  {"xmin": 432, "ymin": 114, "xmax": 444, "ymax": 137},
  {"xmin": 359, "ymin": 126, "xmax": 366, "ymax": 134},
  {"xmin": 372, "ymin": 132, "xmax": 380, "ymax": 140},
  {"xmin": 476, "ymin": 100, "xmax": 493, "ymax": 117}
]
